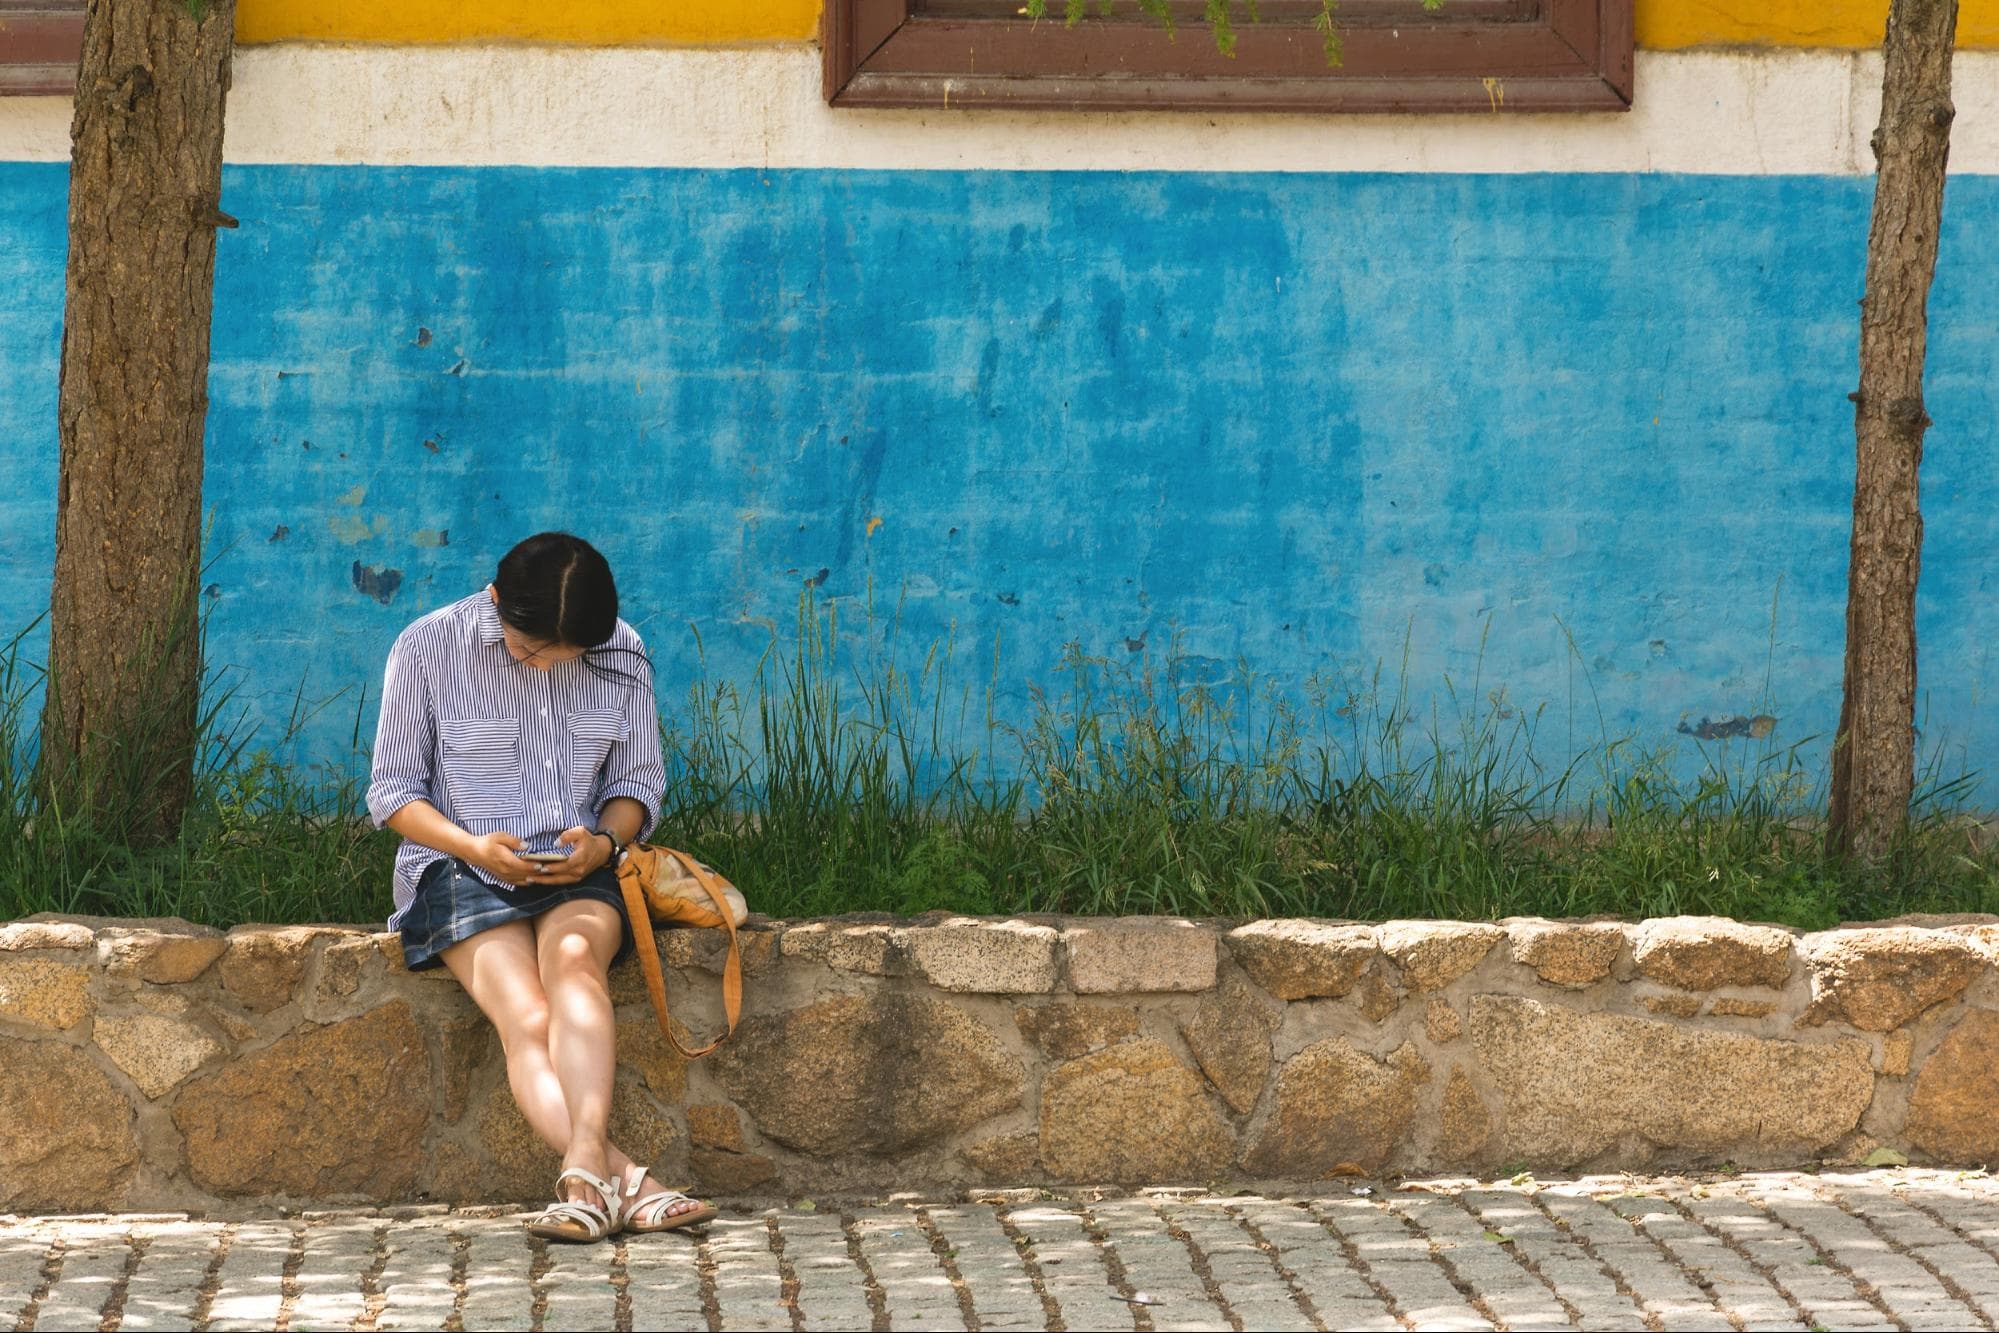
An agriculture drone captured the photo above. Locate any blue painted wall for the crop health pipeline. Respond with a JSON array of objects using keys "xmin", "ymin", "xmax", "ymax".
[{"xmin": 1, "ymin": 164, "xmax": 1996, "ymax": 797}]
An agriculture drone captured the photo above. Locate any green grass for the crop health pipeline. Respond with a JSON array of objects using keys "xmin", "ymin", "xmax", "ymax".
[{"xmin": 2, "ymin": 593, "xmax": 1995, "ymax": 930}]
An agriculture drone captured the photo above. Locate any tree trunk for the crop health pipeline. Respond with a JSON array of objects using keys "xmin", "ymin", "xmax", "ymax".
[
  {"xmin": 41, "ymin": 0, "xmax": 235, "ymax": 845},
  {"xmin": 1827, "ymin": 0, "xmax": 1958, "ymax": 861}
]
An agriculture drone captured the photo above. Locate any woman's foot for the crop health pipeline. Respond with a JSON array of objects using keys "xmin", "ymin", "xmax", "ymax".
[{"xmin": 603, "ymin": 1160, "xmax": 717, "ymax": 1234}]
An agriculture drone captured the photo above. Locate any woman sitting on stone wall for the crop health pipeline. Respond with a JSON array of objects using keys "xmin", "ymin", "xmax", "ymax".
[{"xmin": 366, "ymin": 531, "xmax": 714, "ymax": 1243}]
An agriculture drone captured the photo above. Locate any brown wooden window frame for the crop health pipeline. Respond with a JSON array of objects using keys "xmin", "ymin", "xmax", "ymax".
[
  {"xmin": 0, "ymin": 1, "xmax": 84, "ymax": 95},
  {"xmin": 825, "ymin": 0, "xmax": 1633, "ymax": 114}
]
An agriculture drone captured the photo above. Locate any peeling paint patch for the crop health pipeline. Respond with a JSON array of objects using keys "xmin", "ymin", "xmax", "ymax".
[
  {"xmin": 1125, "ymin": 633, "xmax": 1147, "ymax": 654},
  {"xmin": 1677, "ymin": 714, "xmax": 1778, "ymax": 741},
  {"xmin": 866, "ymin": 515, "xmax": 883, "ymax": 538},
  {"xmin": 352, "ymin": 562, "xmax": 402, "ymax": 605},
  {"xmin": 995, "ymin": 591, "xmax": 1019, "ymax": 607},
  {"xmin": 410, "ymin": 529, "xmax": 449, "ymax": 548},
  {"xmin": 414, "ymin": 326, "xmax": 431, "ymax": 347},
  {"xmin": 444, "ymin": 359, "xmax": 466, "ymax": 376},
  {"xmin": 268, "ymin": 525, "xmax": 289, "ymax": 543},
  {"xmin": 327, "ymin": 513, "xmax": 372, "ymax": 543},
  {"xmin": 806, "ymin": 567, "xmax": 829, "ymax": 587},
  {"xmin": 335, "ymin": 484, "xmax": 366, "ymax": 505},
  {"xmin": 422, "ymin": 436, "xmax": 442, "ymax": 454}
]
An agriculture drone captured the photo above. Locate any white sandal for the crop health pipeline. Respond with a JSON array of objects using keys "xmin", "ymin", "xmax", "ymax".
[
  {"xmin": 616, "ymin": 1171, "xmax": 718, "ymax": 1234},
  {"xmin": 526, "ymin": 1166, "xmax": 621, "ymax": 1244}
]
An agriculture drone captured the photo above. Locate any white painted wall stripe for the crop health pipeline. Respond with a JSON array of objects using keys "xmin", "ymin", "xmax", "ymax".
[{"xmin": 3, "ymin": 45, "xmax": 1998, "ymax": 174}]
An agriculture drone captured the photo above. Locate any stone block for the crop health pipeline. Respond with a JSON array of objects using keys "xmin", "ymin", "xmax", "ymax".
[
  {"xmin": 1243, "ymin": 1039, "xmax": 1429, "ymax": 1176},
  {"xmin": 1225, "ymin": 920, "xmax": 1375, "ymax": 1000},
  {"xmin": 1803, "ymin": 927, "xmax": 1986, "ymax": 1032},
  {"xmin": 1438, "ymin": 1068, "xmax": 1493, "ymax": 1164},
  {"xmin": 315, "ymin": 934, "xmax": 383, "ymax": 1002},
  {"xmin": 1181, "ymin": 975, "xmax": 1280, "ymax": 1115},
  {"xmin": 1426, "ymin": 999, "xmax": 1464, "ymax": 1044},
  {"xmin": 1066, "ymin": 919, "xmax": 1218, "ymax": 994},
  {"xmin": 1039, "ymin": 1038, "xmax": 1234, "ymax": 1182},
  {"xmin": 438, "ymin": 1016, "xmax": 494, "ymax": 1124},
  {"xmin": 96, "ymin": 924, "xmax": 227, "ymax": 984},
  {"xmin": 1468, "ymin": 995, "xmax": 1872, "ymax": 1166},
  {"xmin": 1638, "ymin": 992, "xmax": 1703, "ymax": 1018},
  {"xmin": 1506, "ymin": 920, "xmax": 1626, "ymax": 988},
  {"xmin": 906, "ymin": 919, "xmax": 1059, "ymax": 994},
  {"xmin": 218, "ymin": 926, "xmax": 342, "ymax": 1013},
  {"xmin": 712, "ymin": 993, "xmax": 1023, "ymax": 1156},
  {"xmin": 616, "ymin": 1013, "xmax": 689, "ymax": 1102},
  {"xmin": 1907, "ymin": 1009, "xmax": 1999, "ymax": 1160},
  {"xmin": 0, "ymin": 920, "xmax": 95, "ymax": 951},
  {"xmin": 0, "ymin": 956, "xmax": 93, "ymax": 1031},
  {"xmin": 962, "ymin": 1131, "xmax": 1040, "ymax": 1181},
  {"xmin": 1356, "ymin": 968, "xmax": 1401, "ymax": 1023},
  {"xmin": 777, "ymin": 922, "xmax": 905, "ymax": 976},
  {"xmin": 1377, "ymin": 921, "xmax": 1503, "ymax": 993},
  {"xmin": 1709, "ymin": 997, "xmax": 1778, "ymax": 1019},
  {"xmin": 687, "ymin": 1104, "xmax": 745, "ymax": 1151},
  {"xmin": 1631, "ymin": 917, "xmax": 1795, "ymax": 992},
  {"xmin": 95, "ymin": 1012, "xmax": 221, "ymax": 1099},
  {"xmin": 0, "ymin": 1040, "xmax": 138, "ymax": 1210},
  {"xmin": 1014, "ymin": 1003, "xmax": 1140, "ymax": 1060},
  {"xmin": 1882, "ymin": 1029, "xmax": 1914, "ymax": 1077},
  {"xmin": 691, "ymin": 1148, "xmax": 778, "ymax": 1195},
  {"xmin": 174, "ymin": 1000, "xmax": 433, "ymax": 1198}
]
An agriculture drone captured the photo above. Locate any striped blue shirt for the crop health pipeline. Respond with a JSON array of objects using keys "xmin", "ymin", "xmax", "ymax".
[{"xmin": 366, "ymin": 589, "xmax": 665, "ymax": 927}]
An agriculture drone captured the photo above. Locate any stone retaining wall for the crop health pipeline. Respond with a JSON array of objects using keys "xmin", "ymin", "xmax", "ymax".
[{"xmin": 6, "ymin": 911, "xmax": 1999, "ymax": 1211}]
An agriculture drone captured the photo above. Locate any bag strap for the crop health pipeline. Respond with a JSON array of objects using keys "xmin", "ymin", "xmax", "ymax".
[{"xmin": 617, "ymin": 847, "xmax": 744, "ymax": 1062}]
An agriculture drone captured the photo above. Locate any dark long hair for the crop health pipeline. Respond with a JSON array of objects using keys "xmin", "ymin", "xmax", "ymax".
[{"xmin": 492, "ymin": 532, "xmax": 648, "ymax": 687}]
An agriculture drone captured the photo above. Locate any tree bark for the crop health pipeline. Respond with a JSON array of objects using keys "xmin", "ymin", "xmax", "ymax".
[
  {"xmin": 1827, "ymin": 0, "xmax": 1958, "ymax": 860},
  {"xmin": 41, "ymin": 0, "xmax": 235, "ymax": 844}
]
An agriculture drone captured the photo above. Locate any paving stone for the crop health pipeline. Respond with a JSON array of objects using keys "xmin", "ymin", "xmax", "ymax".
[
  {"xmin": 1087, "ymin": 1198, "xmax": 1228, "ymax": 1332},
  {"xmin": 1747, "ymin": 1179, "xmax": 1979, "ymax": 1332},
  {"xmin": 1462, "ymin": 1187, "xmax": 1644, "ymax": 1329},
  {"xmin": 775, "ymin": 1213, "xmax": 875, "ymax": 1333},
  {"xmin": 1310, "ymin": 1197, "xmax": 1493, "ymax": 1331},
  {"xmin": 1679, "ymin": 1190, "xmax": 1885, "ymax": 1332},
  {"xmin": 204, "ymin": 1222, "xmax": 296, "ymax": 1332},
  {"xmin": 707, "ymin": 1215, "xmax": 790, "ymax": 1332},
  {"xmin": 623, "ymin": 1224, "xmax": 707, "ymax": 1330},
  {"xmin": 287, "ymin": 1216, "xmax": 377, "ymax": 1332},
  {"xmin": 853, "ymin": 1208, "xmax": 969, "ymax": 1332},
  {"xmin": 0, "ymin": 1228, "xmax": 54, "ymax": 1329},
  {"xmin": 455, "ymin": 1219, "xmax": 536, "ymax": 1333},
  {"xmin": 1387, "ymin": 1192, "xmax": 1577, "ymax": 1331},
  {"xmin": 29, "ymin": 1224, "xmax": 129, "ymax": 1333},
  {"xmin": 1156, "ymin": 1198, "xmax": 1315, "ymax": 1332},
  {"xmin": 1007, "ymin": 1204, "xmax": 1138, "ymax": 1332},
  {"xmin": 1231, "ymin": 1199, "xmax": 1400, "ymax": 1332},
  {"xmin": 372, "ymin": 1220, "xmax": 455, "ymax": 1332},
  {"xmin": 923, "ymin": 1203, "xmax": 1047, "ymax": 1332},
  {"xmin": 115, "ymin": 1222, "xmax": 220, "ymax": 1332},
  {"xmin": 537, "ymin": 1226, "xmax": 618, "ymax": 1332},
  {"xmin": 1536, "ymin": 1189, "xmax": 1736, "ymax": 1331}
]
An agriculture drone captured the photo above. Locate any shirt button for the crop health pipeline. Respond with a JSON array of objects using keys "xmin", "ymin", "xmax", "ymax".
[
  {"xmin": 540, "ymin": 707, "xmax": 549, "ymax": 716},
  {"xmin": 544, "ymin": 760, "xmax": 554, "ymax": 769}
]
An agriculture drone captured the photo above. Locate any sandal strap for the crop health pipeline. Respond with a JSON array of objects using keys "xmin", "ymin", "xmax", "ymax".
[
  {"xmin": 554, "ymin": 1166, "xmax": 619, "ymax": 1209},
  {"xmin": 629, "ymin": 1188, "xmax": 700, "ymax": 1224},
  {"xmin": 532, "ymin": 1199, "xmax": 613, "ymax": 1234}
]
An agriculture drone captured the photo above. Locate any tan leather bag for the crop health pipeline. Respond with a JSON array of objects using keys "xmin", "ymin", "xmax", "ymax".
[{"xmin": 615, "ymin": 843, "xmax": 746, "ymax": 1060}]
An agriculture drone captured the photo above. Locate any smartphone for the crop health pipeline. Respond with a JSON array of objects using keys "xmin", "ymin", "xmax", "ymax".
[{"xmin": 520, "ymin": 851, "xmax": 571, "ymax": 864}]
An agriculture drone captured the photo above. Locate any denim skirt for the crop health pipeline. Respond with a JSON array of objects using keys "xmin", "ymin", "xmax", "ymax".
[{"xmin": 398, "ymin": 856, "xmax": 633, "ymax": 972}]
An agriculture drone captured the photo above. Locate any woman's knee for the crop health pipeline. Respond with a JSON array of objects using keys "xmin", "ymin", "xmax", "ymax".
[
  {"xmin": 497, "ymin": 996, "xmax": 552, "ymax": 1054},
  {"xmin": 541, "ymin": 927, "xmax": 610, "ymax": 983}
]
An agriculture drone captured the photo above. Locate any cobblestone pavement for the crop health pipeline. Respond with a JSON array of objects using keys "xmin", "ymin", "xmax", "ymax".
[{"xmin": 12, "ymin": 1169, "xmax": 1999, "ymax": 1331}]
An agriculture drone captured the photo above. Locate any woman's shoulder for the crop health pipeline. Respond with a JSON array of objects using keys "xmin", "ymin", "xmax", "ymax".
[{"xmin": 391, "ymin": 591, "xmax": 489, "ymax": 657}]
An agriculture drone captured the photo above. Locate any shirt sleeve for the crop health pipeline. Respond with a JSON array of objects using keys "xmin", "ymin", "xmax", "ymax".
[
  {"xmin": 593, "ymin": 646, "xmax": 665, "ymax": 842},
  {"xmin": 366, "ymin": 630, "xmax": 437, "ymax": 828}
]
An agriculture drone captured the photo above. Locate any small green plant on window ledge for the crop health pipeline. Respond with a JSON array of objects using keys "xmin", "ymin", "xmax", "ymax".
[{"xmin": 1023, "ymin": 0, "xmax": 1446, "ymax": 68}]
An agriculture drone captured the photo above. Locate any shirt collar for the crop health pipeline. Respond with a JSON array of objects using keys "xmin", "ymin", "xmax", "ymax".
[{"xmin": 475, "ymin": 588, "xmax": 507, "ymax": 647}]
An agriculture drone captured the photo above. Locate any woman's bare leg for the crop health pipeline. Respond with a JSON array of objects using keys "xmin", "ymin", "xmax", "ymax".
[{"xmin": 442, "ymin": 909, "xmax": 702, "ymax": 1216}]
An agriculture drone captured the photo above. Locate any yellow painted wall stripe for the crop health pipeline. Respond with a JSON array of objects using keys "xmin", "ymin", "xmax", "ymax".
[
  {"xmin": 1640, "ymin": 0, "xmax": 1999, "ymax": 49},
  {"xmin": 236, "ymin": 0, "xmax": 819, "ymax": 46},
  {"xmin": 233, "ymin": 0, "xmax": 1998, "ymax": 50}
]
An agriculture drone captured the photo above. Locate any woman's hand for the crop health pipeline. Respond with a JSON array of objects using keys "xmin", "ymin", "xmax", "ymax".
[
  {"xmin": 462, "ymin": 830, "xmax": 542, "ymax": 887},
  {"xmin": 520, "ymin": 825, "xmax": 614, "ymax": 886}
]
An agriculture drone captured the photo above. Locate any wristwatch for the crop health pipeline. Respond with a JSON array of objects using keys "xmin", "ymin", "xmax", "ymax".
[{"xmin": 595, "ymin": 826, "xmax": 627, "ymax": 861}]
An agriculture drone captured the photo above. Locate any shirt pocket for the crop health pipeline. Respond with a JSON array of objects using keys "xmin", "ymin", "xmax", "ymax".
[
  {"xmin": 565, "ymin": 708, "xmax": 629, "ymax": 809},
  {"xmin": 438, "ymin": 716, "xmax": 526, "ymax": 821}
]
